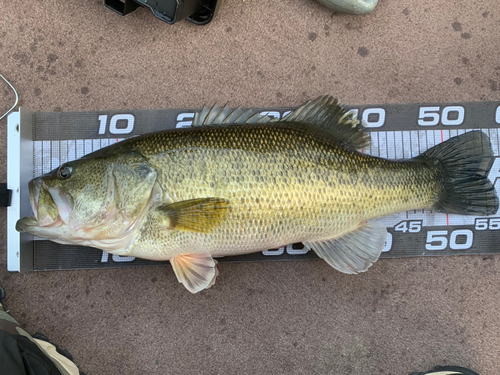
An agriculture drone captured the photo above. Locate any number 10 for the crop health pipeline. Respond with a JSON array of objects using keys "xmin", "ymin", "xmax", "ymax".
[{"xmin": 98, "ymin": 114, "xmax": 135, "ymax": 135}]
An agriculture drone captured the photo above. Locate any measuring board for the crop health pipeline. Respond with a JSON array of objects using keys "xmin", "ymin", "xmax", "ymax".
[{"xmin": 6, "ymin": 101, "xmax": 500, "ymax": 272}]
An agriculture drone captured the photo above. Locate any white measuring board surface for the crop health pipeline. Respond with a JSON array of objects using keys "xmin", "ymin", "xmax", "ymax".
[{"xmin": 7, "ymin": 101, "xmax": 500, "ymax": 271}]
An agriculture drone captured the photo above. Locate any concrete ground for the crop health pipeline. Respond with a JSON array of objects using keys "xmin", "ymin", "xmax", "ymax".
[{"xmin": 1, "ymin": 0, "xmax": 500, "ymax": 374}]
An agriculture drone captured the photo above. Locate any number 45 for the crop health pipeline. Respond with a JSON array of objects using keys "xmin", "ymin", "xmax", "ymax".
[{"xmin": 394, "ymin": 221, "xmax": 422, "ymax": 233}]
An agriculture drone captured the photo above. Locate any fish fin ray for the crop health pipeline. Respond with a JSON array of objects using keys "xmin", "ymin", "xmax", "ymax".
[
  {"xmin": 193, "ymin": 104, "xmax": 272, "ymax": 126},
  {"xmin": 193, "ymin": 106, "xmax": 212, "ymax": 127},
  {"xmin": 420, "ymin": 130, "xmax": 499, "ymax": 215},
  {"xmin": 223, "ymin": 107, "xmax": 246, "ymax": 124},
  {"xmin": 170, "ymin": 254, "xmax": 218, "ymax": 293},
  {"xmin": 214, "ymin": 104, "xmax": 233, "ymax": 124},
  {"xmin": 304, "ymin": 222, "xmax": 387, "ymax": 274},
  {"xmin": 157, "ymin": 198, "xmax": 230, "ymax": 233},
  {"xmin": 280, "ymin": 95, "xmax": 370, "ymax": 150}
]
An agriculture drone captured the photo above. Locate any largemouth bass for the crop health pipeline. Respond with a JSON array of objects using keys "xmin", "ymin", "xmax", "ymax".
[{"xmin": 16, "ymin": 96, "xmax": 499, "ymax": 293}]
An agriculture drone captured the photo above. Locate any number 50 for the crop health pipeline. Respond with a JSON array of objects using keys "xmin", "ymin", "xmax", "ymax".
[
  {"xmin": 425, "ymin": 229, "xmax": 473, "ymax": 250},
  {"xmin": 418, "ymin": 106, "xmax": 465, "ymax": 126}
]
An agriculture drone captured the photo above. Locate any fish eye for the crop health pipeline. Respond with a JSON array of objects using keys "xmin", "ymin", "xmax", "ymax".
[{"xmin": 58, "ymin": 165, "xmax": 72, "ymax": 179}]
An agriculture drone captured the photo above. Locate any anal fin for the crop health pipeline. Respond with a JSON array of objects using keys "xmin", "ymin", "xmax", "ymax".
[
  {"xmin": 304, "ymin": 222, "xmax": 387, "ymax": 274},
  {"xmin": 170, "ymin": 253, "xmax": 219, "ymax": 293}
]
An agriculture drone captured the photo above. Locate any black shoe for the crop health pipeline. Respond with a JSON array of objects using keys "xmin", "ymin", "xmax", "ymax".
[
  {"xmin": 0, "ymin": 287, "xmax": 6, "ymax": 312},
  {"xmin": 411, "ymin": 366, "xmax": 480, "ymax": 375}
]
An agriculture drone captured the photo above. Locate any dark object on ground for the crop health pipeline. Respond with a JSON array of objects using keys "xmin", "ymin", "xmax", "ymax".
[
  {"xmin": 0, "ymin": 287, "xmax": 5, "ymax": 313},
  {"xmin": 104, "ymin": 0, "xmax": 220, "ymax": 25},
  {"xmin": 0, "ymin": 183, "xmax": 12, "ymax": 207}
]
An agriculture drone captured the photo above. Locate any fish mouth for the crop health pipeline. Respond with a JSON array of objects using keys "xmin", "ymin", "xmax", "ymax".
[
  {"xmin": 15, "ymin": 215, "xmax": 39, "ymax": 233},
  {"xmin": 16, "ymin": 214, "xmax": 65, "ymax": 238},
  {"xmin": 29, "ymin": 178, "xmax": 42, "ymax": 220},
  {"xmin": 23, "ymin": 177, "xmax": 74, "ymax": 228}
]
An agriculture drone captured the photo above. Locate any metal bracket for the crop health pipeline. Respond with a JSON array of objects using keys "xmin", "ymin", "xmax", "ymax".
[
  {"xmin": 0, "ymin": 74, "xmax": 17, "ymax": 207},
  {"xmin": 7, "ymin": 109, "xmax": 34, "ymax": 272},
  {"xmin": 0, "ymin": 73, "xmax": 19, "ymax": 122},
  {"xmin": 104, "ymin": 0, "xmax": 220, "ymax": 25}
]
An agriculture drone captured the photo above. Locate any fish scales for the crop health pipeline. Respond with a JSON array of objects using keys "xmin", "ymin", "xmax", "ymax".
[
  {"xmin": 122, "ymin": 123, "xmax": 438, "ymax": 260},
  {"xmin": 16, "ymin": 96, "xmax": 498, "ymax": 292}
]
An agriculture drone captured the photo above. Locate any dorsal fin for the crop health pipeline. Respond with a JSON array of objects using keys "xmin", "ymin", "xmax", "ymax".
[
  {"xmin": 280, "ymin": 95, "xmax": 370, "ymax": 150},
  {"xmin": 193, "ymin": 104, "xmax": 272, "ymax": 127}
]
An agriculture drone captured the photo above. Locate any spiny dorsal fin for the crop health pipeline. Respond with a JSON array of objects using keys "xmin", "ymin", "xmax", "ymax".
[
  {"xmin": 193, "ymin": 104, "xmax": 272, "ymax": 127},
  {"xmin": 279, "ymin": 95, "xmax": 371, "ymax": 150}
]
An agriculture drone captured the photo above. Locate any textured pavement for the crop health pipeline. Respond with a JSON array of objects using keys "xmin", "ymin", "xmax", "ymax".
[{"xmin": 1, "ymin": 0, "xmax": 500, "ymax": 374}]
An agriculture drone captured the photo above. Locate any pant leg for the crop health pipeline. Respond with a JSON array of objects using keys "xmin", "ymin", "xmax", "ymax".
[
  {"xmin": 0, "ymin": 310, "xmax": 79, "ymax": 375},
  {"xmin": 33, "ymin": 339, "xmax": 80, "ymax": 375},
  {"xmin": 0, "ymin": 309, "xmax": 22, "ymax": 334}
]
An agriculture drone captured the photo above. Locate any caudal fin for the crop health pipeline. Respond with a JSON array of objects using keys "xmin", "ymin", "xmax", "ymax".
[{"xmin": 419, "ymin": 130, "xmax": 499, "ymax": 215}]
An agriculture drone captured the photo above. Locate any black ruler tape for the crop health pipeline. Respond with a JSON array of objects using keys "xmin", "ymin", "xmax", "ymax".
[
  {"xmin": 27, "ymin": 100, "xmax": 500, "ymax": 271},
  {"xmin": 33, "ymin": 101, "xmax": 500, "ymax": 140}
]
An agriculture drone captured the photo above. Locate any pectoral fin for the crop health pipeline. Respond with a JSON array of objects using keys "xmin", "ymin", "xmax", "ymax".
[
  {"xmin": 157, "ymin": 198, "xmax": 230, "ymax": 233},
  {"xmin": 170, "ymin": 254, "xmax": 219, "ymax": 293},
  {"xmin": 304, "ymin": 222, "xmax": 387, "ymax": 274}
]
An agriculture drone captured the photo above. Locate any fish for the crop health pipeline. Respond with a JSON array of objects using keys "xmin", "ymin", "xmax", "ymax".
[{"xmin": 16, "ymin": 96, "xmax": 499, "ymax": 293}]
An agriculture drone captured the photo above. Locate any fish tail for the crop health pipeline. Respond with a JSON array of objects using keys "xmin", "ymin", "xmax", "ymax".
[{"xmin": 419, "ymin": 130, "xmax": 499, "ymax": 215}]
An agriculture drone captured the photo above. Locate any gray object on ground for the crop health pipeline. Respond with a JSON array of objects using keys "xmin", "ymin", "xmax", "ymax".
[
  {"xmin": 315, "ymin": 0, "xmax": 378, "ymax": 14},
  {"xmin": 411, "ymin": 365, "xmax": 480, "ymax": 375}
]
